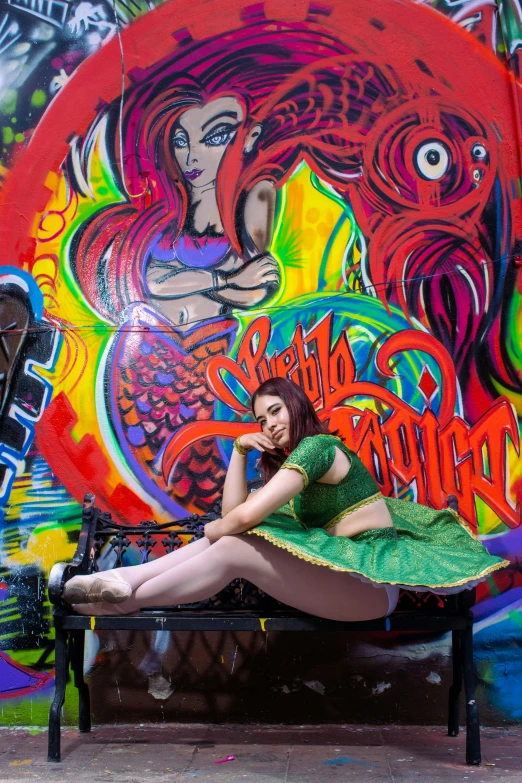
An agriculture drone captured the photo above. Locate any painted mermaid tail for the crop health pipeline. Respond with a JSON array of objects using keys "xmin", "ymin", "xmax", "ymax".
[{"xmin": 108, "ymin": 302, "xmax": 238, "ymax": 517}]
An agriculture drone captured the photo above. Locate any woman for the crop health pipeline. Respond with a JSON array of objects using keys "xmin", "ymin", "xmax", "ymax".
[
  {"xmin": 143, "ymin": 94, "xmax": 278, "ymax": 328},
  {"xmin": 62, "ymin": 378, "xmax": 509, "ymax": 621},
  {"xmin": 72, "ymin": 25, "xmax": 376, "ymax": 326}
]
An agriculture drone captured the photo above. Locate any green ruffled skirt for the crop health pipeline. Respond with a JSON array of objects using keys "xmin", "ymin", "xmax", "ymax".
[{"xmin": 245, "ymin": 497, "xmax": 510, "ymax": 593}]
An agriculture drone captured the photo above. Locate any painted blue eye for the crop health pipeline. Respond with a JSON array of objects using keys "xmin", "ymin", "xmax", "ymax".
[
  {"xmin": 204, "ymin": 130, "xmax": 233, "ymax": 147},
  {"xmin": 173, "ymin": 136, "xmax": 188, "ymax": 148},
  {"xmin": 471, "ymin": 143, "xmax": 487, "ymax": 160}
]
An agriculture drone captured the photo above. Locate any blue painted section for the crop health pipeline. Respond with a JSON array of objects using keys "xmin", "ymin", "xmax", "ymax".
[{"xmin": 325, "ymin": 756, "xmax": 375, "ymax": 766}]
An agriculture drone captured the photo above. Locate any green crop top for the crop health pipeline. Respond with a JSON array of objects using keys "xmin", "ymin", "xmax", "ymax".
[{"xmin": 280, "ymin": 434, "xmax": 382, "ymax": 530}]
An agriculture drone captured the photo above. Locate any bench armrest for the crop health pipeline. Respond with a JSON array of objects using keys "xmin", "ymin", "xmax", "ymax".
[{"xmin": 48, "ymin": 494, "xmax": 100, "ymax": 606}]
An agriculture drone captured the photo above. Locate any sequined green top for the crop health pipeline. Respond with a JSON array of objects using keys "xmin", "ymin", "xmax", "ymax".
[
  {"xmin": 244, "ymin": 433, "xmax": 510, "ymax": 593},
  {"xmin": 280, "ymin": 434, "xmax": 381, "ymax": 529}
]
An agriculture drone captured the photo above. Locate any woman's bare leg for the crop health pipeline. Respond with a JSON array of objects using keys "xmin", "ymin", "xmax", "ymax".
[
  {"xmin": 72, "ymin": 535, "xmax": 391, "ymax": 621},
  {"xmin": 102, "ymin": 537, "xmax": 211, "ymax": 591}
]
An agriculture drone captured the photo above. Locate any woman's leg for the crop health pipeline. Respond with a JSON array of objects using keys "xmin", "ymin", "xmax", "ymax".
[
  {"xmin": 63, "ymin": 537, "xmax": 211, "ymax": 604},
  {"xmin": 89, "ymin": 538, "xmax": 210, "ymax": 592},
  {"xmin": 107, "ymin": 537, "xmax": 211, "ymax": 591},
  {"xmin": 72, "ymin": 535, "xmax": 390, "ymax": 621}
]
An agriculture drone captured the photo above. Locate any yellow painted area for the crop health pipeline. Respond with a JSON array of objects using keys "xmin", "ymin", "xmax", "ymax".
[
  {"xmin": 32, "ymin": 256, "xmax": 57, "ymax": 285},
  {"xmin": 29, "ymin": 121, "xmax": 139, "ymax": 508},
  {"xmin": 259, "ymin": 618, "xmax": 267, "ymax": 631},
  {"xmin": 9, "ymin": 760, "xmax": 32, "ymax": 766},
  {"xmin": 1, "ymin": 526, "xmax": 77, "ymax": 575},
  {"xmin": 269, "ymin": 163, "xmax": 355, "ymax": 306},
  {"xmin": 480, "ymin": 434, "xmax": 522, "ymax": 535},
  {"xmin": 90, "ymin": 616, "xmax": 96, "ymax": 630},
  {"xmin": 43, "ymin": 170, "xmax": 59, "ymax": 193}
]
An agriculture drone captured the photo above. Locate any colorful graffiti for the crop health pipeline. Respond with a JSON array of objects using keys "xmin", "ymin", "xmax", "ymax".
[{"xmin": 1, "ymin": 0, "xmax": 522, "ymax": 724}]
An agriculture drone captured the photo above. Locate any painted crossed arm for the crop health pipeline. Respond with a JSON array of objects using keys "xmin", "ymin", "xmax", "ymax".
[{"xmin": 146, "ymin": 253, "xmax": 279, "ymax": 305}]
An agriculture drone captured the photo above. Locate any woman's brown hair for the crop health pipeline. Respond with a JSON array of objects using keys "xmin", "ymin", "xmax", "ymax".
[{"xmin": 251, "ymin": 377, "xmax": 330, "ymax": 483}]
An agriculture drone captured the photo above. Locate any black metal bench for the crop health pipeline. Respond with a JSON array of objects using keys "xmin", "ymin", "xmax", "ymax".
[{"xmin": 47, "ymin": 492, "xmax": 481, "ymax": 766}]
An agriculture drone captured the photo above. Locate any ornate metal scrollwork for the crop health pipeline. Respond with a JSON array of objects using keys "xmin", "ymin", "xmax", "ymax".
[{"xmin": 108, "ymin": 531, "xmax": 132, "ymax": 567}]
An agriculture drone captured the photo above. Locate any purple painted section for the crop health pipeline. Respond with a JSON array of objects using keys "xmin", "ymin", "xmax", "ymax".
[
  {"xmin": 149, "ymin": 233, "xmax": 231, "ymax": 268},
  {"xmin": 0, "ymin": 652, "xmax": 52, "ymax": 698}
]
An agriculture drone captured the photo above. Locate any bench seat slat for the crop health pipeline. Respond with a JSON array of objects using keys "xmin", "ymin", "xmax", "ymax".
[{"xmin": 57, "ymin": 611, "xmax": 469, "ymax": 632}]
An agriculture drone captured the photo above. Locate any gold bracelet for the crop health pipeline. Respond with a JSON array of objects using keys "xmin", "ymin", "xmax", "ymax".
[{"xmin": 233, "ymin": 436, "xmax": 249, "ymax": 456}]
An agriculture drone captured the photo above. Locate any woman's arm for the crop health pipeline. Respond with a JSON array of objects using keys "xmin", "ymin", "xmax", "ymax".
[
  {"xmin": 206, "ymin": 467, "xmax": 305, "ymax": 540},
  {"xmin": 221, "ymin": 432, "xmax": 279, "ymax": 516},
  {"xmin": 207, "ymin": 437, "xmax": 348, "ymax": 541},
  {"xmin": 147, "ymin": 264, "xmax": 219, "ymax": 299},
  {"xmin": 221, "ymin": 448, "xmax": 249, "ymax": 517},
  {"xmin": 209, "ymin": 255, "xmax": 279, "ymax": 306},
  {"xmin": 207, "ymin": 179, "xmax": 278, "ymax": 306},
  {"xmin": 146, "ymin": 254, "xmax": 279, "ymax": 307}
]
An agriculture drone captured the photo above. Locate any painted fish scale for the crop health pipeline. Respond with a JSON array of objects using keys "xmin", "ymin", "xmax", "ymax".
[{"xmin": 113, "ymin": 307, "xmax": 235, "ymax": 514}]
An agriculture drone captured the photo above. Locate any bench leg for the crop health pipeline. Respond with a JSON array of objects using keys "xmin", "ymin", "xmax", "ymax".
[
  {"xmin": 462, "ymin": 622, "xmax": 481, "ymax": 766},
  {"xmin": 71, "ymin": 630, "xmax": 91, "ymax": 733},
  {"xmin": 47, "ymin": 626, "xmax": 69, "ymax": 762},
  {"xmin": 448, "ymin": 629, "xmax": 463, "ymax": 737}
]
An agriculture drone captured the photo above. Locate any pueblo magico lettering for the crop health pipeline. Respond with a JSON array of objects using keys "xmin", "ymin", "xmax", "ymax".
[{"xmin": 204, "ymin": 313, "xmax": 521, "ymax": 532}]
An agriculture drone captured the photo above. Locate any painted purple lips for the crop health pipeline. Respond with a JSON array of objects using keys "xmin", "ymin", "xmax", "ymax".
[{"xmin": 185, "ymin": 168, "xmax": 203, "ymax": 181}]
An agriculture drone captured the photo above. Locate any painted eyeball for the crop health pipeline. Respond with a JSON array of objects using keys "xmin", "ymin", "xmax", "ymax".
[
  {"xmin": 471, "ymin": 143, "xmax": 488, "ymax": 161},
  {"xmin": 414, "ymin": 140, "xmax": 450, "ymax": 180}
]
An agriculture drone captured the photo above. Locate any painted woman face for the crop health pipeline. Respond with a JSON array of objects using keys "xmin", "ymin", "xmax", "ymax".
[{"xmin": 172, "ymin": 96, "xmax": 244, "ymax": 190}]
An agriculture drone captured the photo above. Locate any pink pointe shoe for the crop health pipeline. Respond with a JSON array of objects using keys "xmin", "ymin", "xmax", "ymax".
[{"xmin": 63, "ymin": 571, "xmax": 132, "ymax": 604}]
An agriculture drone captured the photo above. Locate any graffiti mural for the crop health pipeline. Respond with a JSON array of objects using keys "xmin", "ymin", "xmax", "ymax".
[{"xmin": 1, "ymin": 0, "xmax": 522, "ymax": 723}]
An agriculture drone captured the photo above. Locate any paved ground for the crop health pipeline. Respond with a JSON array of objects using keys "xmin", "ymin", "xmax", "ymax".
[{"xmin": 1, "ymin": 724, "xmax": 521, "ymax": 782}]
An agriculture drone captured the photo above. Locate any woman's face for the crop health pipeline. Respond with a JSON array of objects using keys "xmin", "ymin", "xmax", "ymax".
[
  {"xmin": 172, "ymin": 96, "xmax": 244, "ymax": 190},
  {"xmin": 253, "ymin": 394, "xmax": 291, "ymax": 449}
]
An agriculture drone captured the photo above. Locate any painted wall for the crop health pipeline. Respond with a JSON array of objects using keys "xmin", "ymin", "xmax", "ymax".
[{"xmin": 1, "ymin": 0, "xmax": 522, "ymax": 726}]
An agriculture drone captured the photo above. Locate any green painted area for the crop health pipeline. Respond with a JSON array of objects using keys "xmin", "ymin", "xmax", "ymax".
[
  {"xmin": 0, "ymin": 613, "xmax": 22, "ymax": 623},
  {"xmin": 0, "ymin": 89, "xmax": 17, "ymax": 115},
  {"xmin": 0, "ymin": 686, "xmax": 79, "ymax": 727},
  {"xmin": 30, "ymin": 90, "xmax": 47, "ymax": 108},
  {"xmin": 2, "ymin": 127, "xmax": 14, "ymax": 144},
  {"xmin": 497, "ymin": 0, "xmax": 522, "ymax": 57},
  {"xmin": 7, "ymin": 647, "xmax": 51, "ymax": 668},
  {"xmin": 14, "ymin": 133, "xmax": 24, "ymax": 143},
  {"xmin": 2, "ymin": 633, "xmax": 81, "ymax": 727}
]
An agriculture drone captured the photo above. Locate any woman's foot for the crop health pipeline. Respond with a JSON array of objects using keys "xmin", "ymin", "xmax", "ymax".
[{"xmin": 63, "ymin": 571, "xmax": 132, "ymax": 604}]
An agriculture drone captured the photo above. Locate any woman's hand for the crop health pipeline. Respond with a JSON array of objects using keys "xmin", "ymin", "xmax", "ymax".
[
  {"xmin": 238, "ymin": 432, "xmax": 278, "ymax": 455},
  {"xmin": 225, "ymin": 255, "xmax": 279, "ymax": 290}
]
